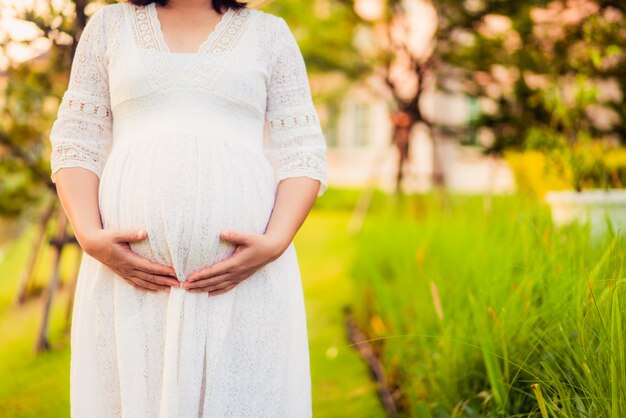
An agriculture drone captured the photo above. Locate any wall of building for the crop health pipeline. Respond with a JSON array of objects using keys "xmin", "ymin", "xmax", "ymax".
[{"xmin": 323, "ymin": 84, "xmax": 516, "ymax": 194}]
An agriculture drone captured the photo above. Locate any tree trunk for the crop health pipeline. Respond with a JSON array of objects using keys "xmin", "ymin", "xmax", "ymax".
[
  {"xmin": 14, "ymin": 198, "xmax": 56, "ymax": 305},
  {"xmin": 35, "ymin": 209, "xmax": 68, "ymax": 353},
  {"xmin": 430, "ymin": 134, "xmax": 446, "ymax": 189},
  {"xmin": 64, "ymin": 249, "xmax": 83, "ymax": 334},
  {"xmin": 390, "ymin": 111, "xmax": 412, "ymax": 194}
]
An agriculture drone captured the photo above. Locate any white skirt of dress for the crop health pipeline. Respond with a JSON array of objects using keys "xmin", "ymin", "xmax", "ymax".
[{"xmin": 69, "ymin": 133, "xmax": 312, "ymax": 417}]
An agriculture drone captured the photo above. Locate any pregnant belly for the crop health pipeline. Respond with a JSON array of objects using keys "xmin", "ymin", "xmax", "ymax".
[{"xmin": 98, "ymin": 133, "xmax": 277, "ymax": 282}]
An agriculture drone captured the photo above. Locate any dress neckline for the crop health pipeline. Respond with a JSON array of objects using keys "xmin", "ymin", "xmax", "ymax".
[
  {"xmin": 144, "ymin": 2, "xmax": 236, "ymax": 80},
  {"xmin": 130, "ymin": 3, "xmax": 253, "ymax": 88},
  {"xmin": 150, "ymin": 3, "xmax": 234, "ymax": 56}
]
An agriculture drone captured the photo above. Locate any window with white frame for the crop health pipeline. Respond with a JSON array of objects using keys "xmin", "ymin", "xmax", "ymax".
[{"xmin": 353, "ymin": 102, "xmax": 371, "ymax": 147}]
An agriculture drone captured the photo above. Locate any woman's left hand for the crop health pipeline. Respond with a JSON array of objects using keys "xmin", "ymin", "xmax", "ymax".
[{"xmin": 182, "ymin": 229, "xmax": 287, "ymax": 296}]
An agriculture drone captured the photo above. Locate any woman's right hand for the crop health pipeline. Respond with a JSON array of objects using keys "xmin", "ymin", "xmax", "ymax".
[{"xmin": 81, "ymin": 228, "xmax": 181, "ymax": 292}]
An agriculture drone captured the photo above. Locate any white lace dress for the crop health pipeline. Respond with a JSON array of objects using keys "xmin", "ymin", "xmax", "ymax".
[{"xmin": 48, "ymin": 3, "xmax": 327, "ymax": 417}]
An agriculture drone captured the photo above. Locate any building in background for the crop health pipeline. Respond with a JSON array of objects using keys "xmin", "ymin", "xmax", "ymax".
[{"xmin": 319, "ymin": 78, "xmax": 516, "ymax": 194}]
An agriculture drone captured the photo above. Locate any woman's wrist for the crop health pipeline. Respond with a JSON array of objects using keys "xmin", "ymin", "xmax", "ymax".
[
  {"xmin": 75, "ymin": 226, "xmax": 105, "ymax": 255},
  {"xmin": 264, "ymin": 229, "xmax": 293, "ymax": 259}
]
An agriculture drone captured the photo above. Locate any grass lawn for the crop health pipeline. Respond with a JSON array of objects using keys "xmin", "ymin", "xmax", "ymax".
[
  {"xmin": 350, "ymin": 193, "xmax": 626, "ymax": 416},
  {"xmin": 296, "ymin": 209, "xmax": 384, "ymax": 417},
  {"xmin": 0, "ymin": 204, "xmax": 384, "ymax": 417}
]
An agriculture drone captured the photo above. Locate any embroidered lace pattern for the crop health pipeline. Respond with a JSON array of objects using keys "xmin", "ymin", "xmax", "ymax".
[
  {"xmin": 49, "ymin": 7, "xmax": 112, "ymax": 183},
  {"xmin": 263, "ymin": 17, "xmax": 328, "ymax": 196},
  {"xmin": 195, "ymin": 8, "xmax": 253, "ymax": 91},
  {"xmin": 133, "ymin": 3, "xmax": 159, "ymax": 51}
]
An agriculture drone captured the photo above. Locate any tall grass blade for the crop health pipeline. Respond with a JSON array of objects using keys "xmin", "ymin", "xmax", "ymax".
[
  {"xmin": 468, "ymin": 292, "xmax": 508, "ymax": 413},
  {"xmin": 531, "ymin": 383, "xmax": 549, "ymax": 418},
  {"xmin": 610, "ymin": 286, "xmax": 625, "ymax": 418}
]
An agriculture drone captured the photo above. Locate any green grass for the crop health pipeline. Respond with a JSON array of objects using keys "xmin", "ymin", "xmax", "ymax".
[
  {"xmin": 0, "ymin": 189, "xmax": 384, "ymax": 417},
  {"xmin": 350, "ymin": 193, "xmax": 626, "ymax": 417},
  {"xmin": 296, "ymin": 208, "xmax": 385, "ymax": 417}
]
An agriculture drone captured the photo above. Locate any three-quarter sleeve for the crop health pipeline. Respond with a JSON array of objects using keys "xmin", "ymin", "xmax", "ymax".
[
  {"xmin": 49, "ymin": 7, "xmax": 112, "ymax": 184},
  {"xmin": 263, "ymin": 17, "xmax": 328, "ymax": 197}
]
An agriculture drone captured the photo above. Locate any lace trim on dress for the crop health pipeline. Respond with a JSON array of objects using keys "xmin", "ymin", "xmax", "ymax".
[
  {"xmin": 50, "ymin": 143, "xmax": 108, "ymax": 177},
  {"xmin": 131, "ymin": 3, "xmax": 251, "ymax": 86},
  {"xmin": 273, "ymin": 135, "xmax": 328, "ymax": 196},
  {"xmin": 65, "ymin": 96, "xmax": 112, "ymax": 119},
  {"xmin": 49, "ymin": 7, "xmax": 113, "ymax": 183},
  {"xmin": 210, "ymin": 8, "xmax": 250, "ymax": 55},
  {"xmin": 267, "ymin": 112, "xmax": 318, "ymax": 131},
  {"xmin": 133, "ymin": 4, "xmax": 159, "ymax": 51},
  {"xmin": 263, "ymin": 17, "xmax": 328, "ymax": 196},
  {"xmin": 195, "ymin": 8, "xmax": 253, "ymax": 91}
]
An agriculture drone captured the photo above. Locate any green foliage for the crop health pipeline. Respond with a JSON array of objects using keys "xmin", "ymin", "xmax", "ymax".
[
  {"xmin": 526, "ymin": 132, "xmax": 624, "ymax": 192},
  {"xmin": 265, "ymin": 0, "xmax": 366, "ymax": 77},
  {"xmin": 350, "ymin": 194, "xmax": 626, "ymax": 417},
  {"xmin": 0, "ymin": 3, "xmax": 82, "ymax": 218},
  {"xmin": 518, "ymin": 75, "xmax": 626, "ymax": 191},
  {"xmin": 434, "ymin": 0, "xmax": 626, "ymax": 179}
]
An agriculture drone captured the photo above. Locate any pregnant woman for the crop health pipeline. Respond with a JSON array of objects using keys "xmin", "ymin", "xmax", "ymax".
[{"xmin": 48, "ymin": 0, "xmax": 327, "ymax": 416}]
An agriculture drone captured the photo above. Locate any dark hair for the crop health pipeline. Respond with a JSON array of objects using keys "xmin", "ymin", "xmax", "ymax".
[{"xmin": 127, "ymin": 0, "xmax": 248, "ymax": 13}]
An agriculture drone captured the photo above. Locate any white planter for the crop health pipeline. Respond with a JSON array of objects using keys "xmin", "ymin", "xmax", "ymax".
[{"xmin": 545, "ymin": 190, "xmax": 626, "ymax": 237}]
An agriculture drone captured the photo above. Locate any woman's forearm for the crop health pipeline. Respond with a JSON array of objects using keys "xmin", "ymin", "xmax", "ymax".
[
  {"xmin": 264, "ymin": 177, "xmax": 321, "ymax": 255},
  {"xmin": 53, "ymin": 167, "xmax": 104, "ymax": 253}
]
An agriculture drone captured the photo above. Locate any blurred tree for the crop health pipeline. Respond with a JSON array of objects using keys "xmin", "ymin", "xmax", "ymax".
[
  {"xmin": 0, "ymin": 1, "xmax": 106, "ymax": 350},
  {"xmin": 435, "ymin": 0, "xmax": 626, "ymax": 190},
  {"xmin": 261, "ymin": 0, "xmax": 447, "ymax": 192},
  {"xmin": 270, "ymin": 0, "xmax": 514, "ymax": 192},
  {"xmin": 280, "ymin": 0, "xmax": 625, "ymax": 191},
  {"xmin": 0, "ymin": 0, "xmax": 98, "ymax": 211}
]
